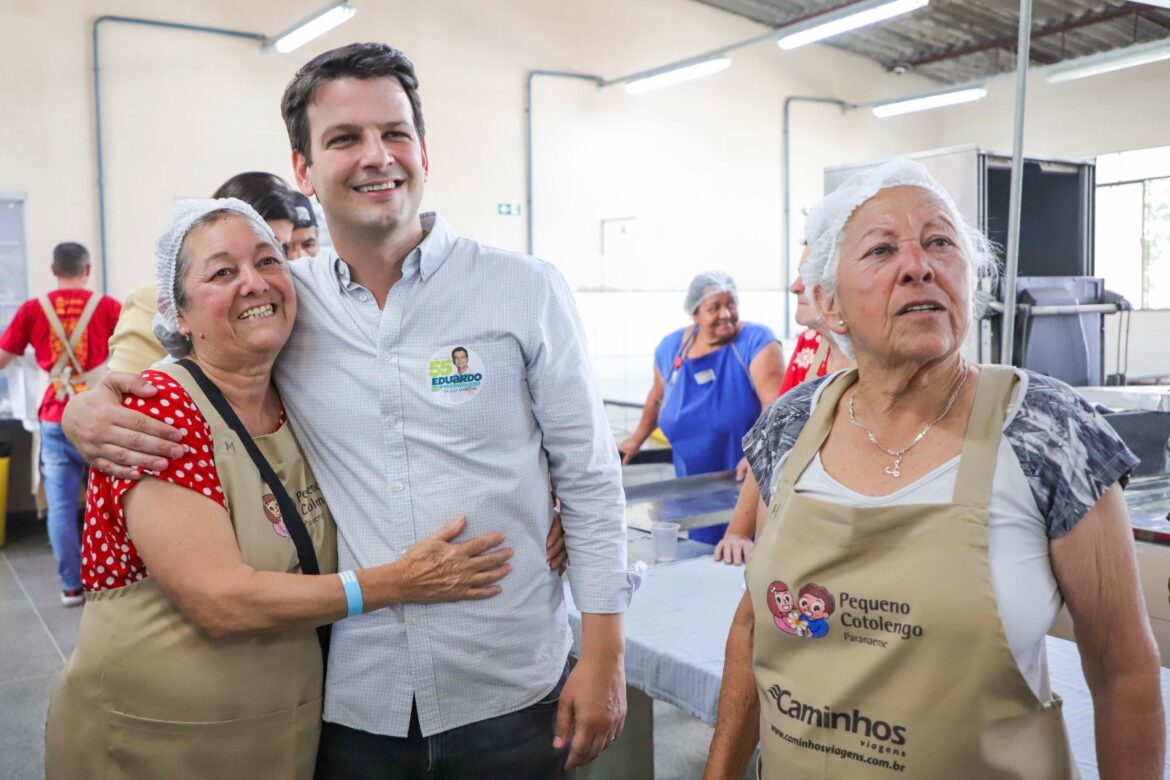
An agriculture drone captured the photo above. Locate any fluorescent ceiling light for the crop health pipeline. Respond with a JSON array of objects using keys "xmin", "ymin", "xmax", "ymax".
[
  {"xmin": 1129, "ymin": 1, "xmax": 1170, "ymax": 9},
  {"xmin": 624, "ymin": 57, "xmax": 732, "ymax": 94},
  {"xmin": 1045, "ymin": 37, "xmax": 1170, "ymax": 83},
  {"xmin": 268, "ymin": 1, "xmax": 356, "ymax": 54},
  {"xmin": 872, "ymin": 86, "xmax": 988, "ymax": 117},
  {"xmin": 778, "ymin": 0, "xmax": 929, "ymax": 51}
]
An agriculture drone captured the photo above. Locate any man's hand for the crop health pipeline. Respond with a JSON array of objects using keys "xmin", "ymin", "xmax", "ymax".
[
  {"xmin": 392, "ymin": 516, "xmax": 513, "ymax": 603},
  {"xmin": 734, "ymin": 456, "xmax": 749, "ymax": 483},
  {"xmin": 62, "ymin": 372, "xmax": 185, "ymax": 479},
  {"xmin": 713, "ymin": 532, "xmax": 753, "ymax": 566},
  {"xmin": 546, "ymin": 510, "xmax": 567, "ymax": 574},
  {"xmin": 554, "ymin": 613, "xmax": 626, "ymax": 769}
]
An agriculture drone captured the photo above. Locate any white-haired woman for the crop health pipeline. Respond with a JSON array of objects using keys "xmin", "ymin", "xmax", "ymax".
[
  {"xmin": 618, "ymin": 271, "xmax": 784, "ymax": 544},
  {"xmin": 703, "ymin": 160, "xmax": 1162, "ymax": 778},
  {"xmin": 44, "ymin": 200, "xmax": 514, "ymax": 779}
]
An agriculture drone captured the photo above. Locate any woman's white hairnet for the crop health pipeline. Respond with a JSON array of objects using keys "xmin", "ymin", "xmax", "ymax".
[
  {"xmin": 683, "ymin": 271, "xmax": 738, "ymax": 314},
  {"xmin": 799, "ymin": 158, "xmax": 996, "ymax": 358},
  {"xmin": 152, "ymin": 198, "xmax": 280, "ymax": 358}
]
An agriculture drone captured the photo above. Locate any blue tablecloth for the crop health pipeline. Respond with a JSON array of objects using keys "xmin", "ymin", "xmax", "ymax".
[{"xmin": 565, "ymin": 556, "xmax": 1170, "ymax": 779}]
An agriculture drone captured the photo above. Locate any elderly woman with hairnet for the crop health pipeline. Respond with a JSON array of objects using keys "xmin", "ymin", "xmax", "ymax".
[
  {"xmin": 44, "ymin": 200, "xmax": 513, "ymax": 779},
  {"xmin": 703, "ymin": 160, "xmax": 1163, "ymax": 779},
  {"xmin": 619, "ymin": 272, "xmax": 784, "ymax": 544}
]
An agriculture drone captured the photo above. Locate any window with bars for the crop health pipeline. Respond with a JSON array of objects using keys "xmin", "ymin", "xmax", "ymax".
[{"xmin": 1096, "ymin": 147, "xmax": 1170, "ymax": 310}]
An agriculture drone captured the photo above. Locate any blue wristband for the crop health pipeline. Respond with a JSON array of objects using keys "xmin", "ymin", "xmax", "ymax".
[{"xmin": 338, "ymin": 570, "xmax": 363, "ymax": 618}]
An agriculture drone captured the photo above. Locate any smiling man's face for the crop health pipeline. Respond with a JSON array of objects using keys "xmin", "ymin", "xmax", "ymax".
[{"xmin": 294, "ymin": 77, "xmax": 429, "ymax": 245}]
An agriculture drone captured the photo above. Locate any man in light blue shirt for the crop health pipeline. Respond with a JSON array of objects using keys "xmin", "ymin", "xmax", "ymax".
[{"xmin": 66, "ymin": 42, "xmax": 636, "ymax": 777}]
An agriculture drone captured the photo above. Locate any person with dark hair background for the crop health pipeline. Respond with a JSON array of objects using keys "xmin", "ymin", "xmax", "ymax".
[
  {"xmin": 289, "ymin": 190, "xmax": 321, "ymax": 259},
  {"xmin": 0, "ymin": 242, "xmax": 121, "ymax": 605},
  {"xmin": 210, "ymin": 171, "xmax": 301, "ymax": 256}
]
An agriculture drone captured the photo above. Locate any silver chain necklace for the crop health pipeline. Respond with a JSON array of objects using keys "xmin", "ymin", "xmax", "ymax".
[{"xmin": 847, "ymin": 362, "xmax": 970, "ymax": 478}]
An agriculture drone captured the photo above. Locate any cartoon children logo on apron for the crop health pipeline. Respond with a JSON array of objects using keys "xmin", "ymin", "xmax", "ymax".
[
  {"xmin": 766, "ymin": 581, "xmax": 835, "ymax": 638},
  {"xmin": 261, "ymin": 491, "xmax": 290, "ymax": 538},
  {"xmin": 428, "ymin": 345, "xmax": 485, "ymax": 406}
]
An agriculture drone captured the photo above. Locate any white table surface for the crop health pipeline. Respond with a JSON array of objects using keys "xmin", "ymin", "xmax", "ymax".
[
  {"xmin": 565, "ymin": 556, "xmax": 1170, "ymax": 779},
  {"xmin": 1076, "ymin": 385, "xmax": 1170, "ymax": 413}
]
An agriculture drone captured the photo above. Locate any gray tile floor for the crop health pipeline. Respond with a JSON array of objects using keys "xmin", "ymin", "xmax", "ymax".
[
  {"xmin": 0, "ymin": 514, "xmax": 717, "ymax": 779},
  {"xmin": 1, "ymin": 515, "xmax": 76, "ymax": 780}
]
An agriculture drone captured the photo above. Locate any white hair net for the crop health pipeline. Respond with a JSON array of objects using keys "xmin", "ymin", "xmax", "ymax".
[
  {"xmin": 800, "ymin": 158, "xmax": 996, "ymax": 358},
  {"xmin": 683, "ymin": 271, "xmax": 738, "ymax": 314},
  {"xmin": 152, "ymin": 198, "xmax": 280, "ymax": 358}
]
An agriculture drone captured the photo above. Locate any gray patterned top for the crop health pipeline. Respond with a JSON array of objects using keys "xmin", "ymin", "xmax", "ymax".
[{"xmin": 743, "ymin": 369, "xmax": 1139, "ymax": 538}]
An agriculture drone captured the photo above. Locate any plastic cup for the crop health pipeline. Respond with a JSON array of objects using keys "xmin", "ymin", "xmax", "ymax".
[{"xmin": 651, "ymin": 521, "xmax": 680, "ymax": 562}]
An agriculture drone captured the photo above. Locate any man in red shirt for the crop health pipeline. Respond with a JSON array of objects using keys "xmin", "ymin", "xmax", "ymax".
[{"xmin": 0, "ymin": 242, "xmax": 121, "ymax": 605}]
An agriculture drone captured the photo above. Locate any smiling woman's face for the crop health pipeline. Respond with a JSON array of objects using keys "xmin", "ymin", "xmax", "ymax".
[
  {"xmin": 692, "ymin": 291, "xmax": 739, "ymax": 346},
  {"xmin": 176, "ymin": 215, "xmax": 297, "ymax": 367},
  {"xmin": 817, "ymin": 185, "xmax": 971, "ymax": 367}
]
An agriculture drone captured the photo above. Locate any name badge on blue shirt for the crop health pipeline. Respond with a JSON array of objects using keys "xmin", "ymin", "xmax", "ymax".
[{"xmin": 694, "ymin": 369, "xmax": 716, "ymax": 385}]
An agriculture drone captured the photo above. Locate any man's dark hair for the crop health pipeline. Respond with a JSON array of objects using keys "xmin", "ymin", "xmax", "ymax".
[
  {"xmin": 212, "ymin": 172, "xmax": 299, "ymax": 224},
  {"xmin": 452, "ymin": 346, "xmax": 468, "ymax": 360},
  {"xmin": 281, "ymin": 42, "xmax": 425, "ymax": 165},
  {"xmin": 52, "ymin": 242, "xmax": 89, "ymax": 276}
]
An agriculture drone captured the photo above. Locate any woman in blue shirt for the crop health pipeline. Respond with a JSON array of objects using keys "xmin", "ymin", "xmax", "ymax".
[{"xmin": 619, "ymin": 272, "xmax": 784, "ymax": 543}]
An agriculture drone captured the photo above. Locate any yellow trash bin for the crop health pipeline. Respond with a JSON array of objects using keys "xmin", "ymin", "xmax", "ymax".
[{"xmin": 0, "ymin": 442, "xmax": 10, "ymax": 548}]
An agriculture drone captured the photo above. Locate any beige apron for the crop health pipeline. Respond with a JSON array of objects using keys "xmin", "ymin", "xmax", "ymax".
[
  {"xmin": 46, "ymin": 363, "xmax": 338, "ymax": 779},
  {"xmin": 745, "ymin": 366, "xmax": 1080, "ymax": 779}
]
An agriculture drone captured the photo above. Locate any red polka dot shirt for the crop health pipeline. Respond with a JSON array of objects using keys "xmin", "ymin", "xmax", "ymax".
[{"xmin": 81, "ymin": 370, "xmax": 227, "ymax": 592}]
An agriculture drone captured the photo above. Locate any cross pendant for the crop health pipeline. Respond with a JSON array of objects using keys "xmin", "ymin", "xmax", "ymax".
[{"xmin": 885, "ymin": 459, "xmax": 902, "ymax": 478}]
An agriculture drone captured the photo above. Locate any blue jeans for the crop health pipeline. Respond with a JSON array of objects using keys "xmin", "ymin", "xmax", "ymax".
[
  {"xmin": 40, "ymin": 422, "xmax": 87, "ymax": 591},
  {"xmin": 315, "ymin": 665, "xmax": 572, "ymax": 779}
]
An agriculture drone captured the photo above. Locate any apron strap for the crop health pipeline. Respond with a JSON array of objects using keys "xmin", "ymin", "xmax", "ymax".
[
  {"xmin": 39, "ymin": 292, "xmax": 102, "ymax": 398},
  {"xmin": 662, "ymin": 327, "xmax": 697, "ymax": 402},
  {"xmin": 951, "ymin": 364, "xmax": 1018, "ymax": 507},
  {"xmin": 174, "ymin": 359, "xmax": 331, "ymax": 662},
  {"xmin": 773, "ymin": 368, "xmax": 858, "ymax": 506},
  {"xmin": 729, "ymin": 342, "xmax": 752, "ymax": 382}
]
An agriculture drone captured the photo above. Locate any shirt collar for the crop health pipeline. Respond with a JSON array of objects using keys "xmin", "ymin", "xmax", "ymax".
[
  {"xmin": 415, "ymin": 212, "xmax": 456, "ymax": 282},
  {"xmin": 330, "ymin": 211, "xmax": 455, "ymax": 291}
]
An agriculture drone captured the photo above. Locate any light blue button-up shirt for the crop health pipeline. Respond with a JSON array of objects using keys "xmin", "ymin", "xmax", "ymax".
[{"xmin": 275, "ymin": 212, "xmax": 638, "ymax": 737}]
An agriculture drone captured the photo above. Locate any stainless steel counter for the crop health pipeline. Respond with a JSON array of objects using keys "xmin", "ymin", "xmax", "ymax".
[{"xmin": 623, "ymin": 470, "xmax": 740, "ymax": 532}]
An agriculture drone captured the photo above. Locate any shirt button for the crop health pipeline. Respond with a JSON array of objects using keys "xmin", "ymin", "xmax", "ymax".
[
  {"xmin": 385, "ymin": 415, "xmax": 397, "ymax": 427},
  {"xmin": 393, "ymin": 481, "xmax": 405, "ymax": 492},
  {"xmin": 358, "ymin": 293, "xmax": 370, "ymax": 302}
]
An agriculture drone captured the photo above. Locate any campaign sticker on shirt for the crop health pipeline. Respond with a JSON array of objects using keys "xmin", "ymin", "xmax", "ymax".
[{"xmin": 428, "ymin": 345, "xmax": 485, "ymax": 405}]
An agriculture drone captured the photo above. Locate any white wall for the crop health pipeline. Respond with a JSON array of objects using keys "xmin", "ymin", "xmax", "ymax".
[
  {"xmin": 526, "ymin": 4, "xmax": 946, "ymax": 402},
  {"xmin": 1105, "ymin": 310, "xmax": 1170, "ymax": 383},
  {"xmin": 936, "ymin": 59, "xmax": 1170, "ymax": 159},
  {"xmin": 3, "ymin": 0, "xmax": 960, "ymax": 406}
]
